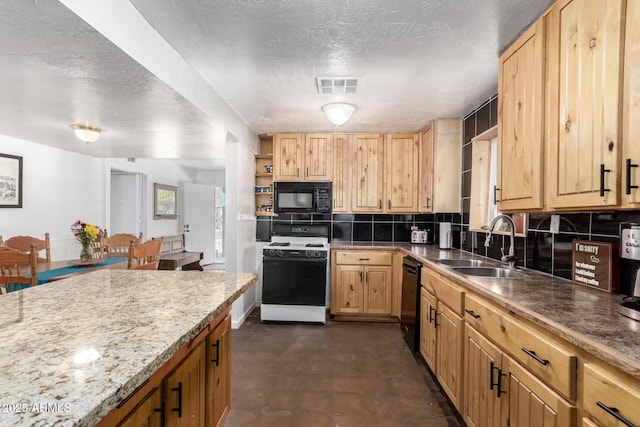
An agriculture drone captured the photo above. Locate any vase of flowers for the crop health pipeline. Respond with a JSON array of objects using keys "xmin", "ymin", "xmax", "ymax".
[{"xmin": 71, "ymin": 220, "xmax": 104, "ymax": 263}]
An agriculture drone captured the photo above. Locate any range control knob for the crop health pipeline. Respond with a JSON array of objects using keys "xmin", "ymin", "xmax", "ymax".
[{"xmin": 277, "ymin": 249, "xmax": 284, "ymax": 257}]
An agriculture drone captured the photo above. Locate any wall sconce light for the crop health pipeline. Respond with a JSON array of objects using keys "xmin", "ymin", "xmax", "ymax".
[
  {"xmin": 71, "ymin": 124, "xmax": 103, "ymax": 144},
  {"xmin": 321, "ymin": 103, "xmax": 356, "ymax": 127}
]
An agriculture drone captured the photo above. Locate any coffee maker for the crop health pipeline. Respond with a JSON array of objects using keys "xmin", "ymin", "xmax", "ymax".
[{"xmin": 618, "ymin": 223, "xmax": 640, "ymax": 321}]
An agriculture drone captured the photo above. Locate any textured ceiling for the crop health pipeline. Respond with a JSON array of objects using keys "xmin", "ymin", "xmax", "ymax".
[{"xmin": 0, "ymin": 0, "xmax": 554, "ymax": 168}]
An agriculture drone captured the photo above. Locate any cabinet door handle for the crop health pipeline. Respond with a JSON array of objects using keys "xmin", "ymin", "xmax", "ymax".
[
  {"xmin": 626, "ymin": 158, "xmax": 639, "ymax": 195},
  {"xmin": 465, "ymin": 309, "xmax": 481, "ymax": 319},
  {"xmin": 489, "ymin": 361, "xmax": 499, "ymax": 390},
  {"xmin": 428, "ymin": 306, "xmax": 435, "ymax": 323},
  {"xmin": 171, "ymin": 382, "xmax": 183, "ymax": 418},
  {"xmin": 433, "ymin": 310, "xmax": 439, "ymax": 328},
  {"xmin": 596, "ymin": 401, "xmax": 637, "ymax": 427},
  {"xmin": 388, "ymin": 200, "xmax": 391, "ymax": 210},
  {"xmin": 306, "ymin": 167, "xmax": 309, "ymax": 177},
  {"xmin": 600, "ymin": 164, "xmax": 611, "ymax": 197},
  {"xmin": 493, "ymin": 185, "xmax": 500, "ymax": 204},
  {"xmin": 426, "ymin": 197, "xmax": 431, "ymax": 209},
  {"xmin": 153, "ymin": 401, "xmax": 166, "ymax": 427},
  {"xmin": 365, "ymin": 272, "xmax": 369, "ymax": 283},
  {"xmin": 379, "ymin": 199, "xmax": 382, "ymax": 209},
  {"xmin": 211, "ymin": 339, "xmax": 220, "ymax": 367},
  {"xmin": 359, "ymin": 271, "xmax": 363, "ymax": 281},
  {"xmin": 522, "ymin": 347, "xmax": 549, "ymax": 365},
  {"xmin": 297, "ymin": 167, "xmax": 300, "ymax": 178},
  {"xmin": 359, "ymin": 258, "xmax": 370, "ymax": 261}
]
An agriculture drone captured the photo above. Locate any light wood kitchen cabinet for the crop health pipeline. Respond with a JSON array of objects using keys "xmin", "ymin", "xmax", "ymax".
[
  {"xmin": 420, "ymin": 287, "xmax": 437, "ymax": 372},
  {"xmin": 165, "ymin": 341, "xmax": 207, "ymax": 427},
  {"xmin": 118, "ymin": 387, "xmax": 163, "ymax": 427},
  {"xmin": 332, "ymin": 134, "xmax": 350, "ymax": 212},
  {"xmin": 331, "ymin": 250, "xmax": 393, "ymax": 317},
  {"xmin": 273, "ymin": 133, "xmax": 332, "ymax": 182},
  {"xmin": 420, "ymin": 268, "xmax": 464, "ymax": 411},
  {"xmin": 206, "ymin": 314, "xmax": 231, "ymax": 427},
  {"xmin": 418, "ymin": 119, "xmax": 461, "ymax": 213},
  {"xmin": 502, "ymin": 355, "xmax": 576, "ymax": 427},
  {"xmin": 273, "ymin": 133, "xmax": 303, "ymax": 181},
  {"xmin": 582, "ymin": 362, "xmax": 640, "ymax": 427},
  {"xmin": 351, "ymin": 134, "xmax": 385, "ymax": 212},
  {"xmin": 622, "ymin": 0, "xmax": 640, "ymax": 208},
  {"xmin": 497, "ymin": 14, "xmax": 545, "ymax": 211},
  {"xmin": 385, "ymin": 133, "xmax": 419, "ymax": 212},
  {"xmin": 546, "ymin": 0, "xmax": 625, "ymax": 209},
  {"xmin": 464, "ymin": 324, "xmax": 503, "ymax": 427},
  {"xmin": 255, "ymin": 135, "xmax": 274, "ymax": 216},
  {"xmin": 304, "ymin": 133, "xmax": 332, "ymax": 181}
]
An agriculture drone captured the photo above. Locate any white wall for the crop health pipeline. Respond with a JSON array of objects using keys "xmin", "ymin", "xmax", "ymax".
[
  {"xmin": 225, "ymin": 141, "xmax": 258, "ymax": 328},
  {"xmin": 196, "ymin": 170, "xmax": 225, "ymax": 186}
]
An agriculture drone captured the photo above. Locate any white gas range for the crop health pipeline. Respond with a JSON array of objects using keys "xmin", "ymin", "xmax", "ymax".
[{"xmin": 261, "ymin": 223, "xmax": 330, "ymax": 324}]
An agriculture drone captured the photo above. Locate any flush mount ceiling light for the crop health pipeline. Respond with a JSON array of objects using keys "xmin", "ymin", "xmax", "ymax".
[
  {"xmin": 70, "ymin": 123, "xmax": 103, "ymax": 144},
  {"xmin": 321, "ymin": 103, "xmax": 356, "ymax": 127}
]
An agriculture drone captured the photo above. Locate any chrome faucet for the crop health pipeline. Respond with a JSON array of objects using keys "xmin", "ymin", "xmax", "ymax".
[{"xmin": 484, "ymin": 214, "xmax": 518, "ymax": 269}]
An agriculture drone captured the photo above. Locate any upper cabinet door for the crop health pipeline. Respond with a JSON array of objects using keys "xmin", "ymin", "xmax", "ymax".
[
  {"xmin": 497, "ymin": 16, "xmax": 545, "ymax": 211},
  {"xmin": 546, "ymin": 0, "xmax": 624, "ymax": 209},
  {"xmin": 273, "ymin": 133, "xmax": 303, "ymax": 181},
  {"xmin": 622, "ymin": 0, "xmax": 640, "ymax": 208},
  {"xmin": 385, "ymin": 133, "xmax": 419, "ymax": 212},
  {"xmin": 351, "ymin": 134, "xmax": 385, "ymax": 212},
  {"xmin": 304, "ymin": 133, "xmax": 332, "ymax": 181},
  {"xmin": 332, "ymin": 134, "xmax": 350, "ymax": 213}
]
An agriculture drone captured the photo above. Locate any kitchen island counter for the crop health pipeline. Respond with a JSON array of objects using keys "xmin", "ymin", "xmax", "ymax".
[
  {"xmin": 0, "ymin": 269, "xmax": 257, "ymax": 426},
  {"xmin": 332, "ymin": 243, "xmax": 640, "ymax": 381}
]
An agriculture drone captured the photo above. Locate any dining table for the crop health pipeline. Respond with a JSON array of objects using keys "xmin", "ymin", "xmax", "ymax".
[{"xmin": 35, "ymin": 257, "xmax": 129, "ymax": 284}]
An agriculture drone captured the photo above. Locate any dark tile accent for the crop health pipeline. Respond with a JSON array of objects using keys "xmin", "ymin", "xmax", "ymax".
[
  {"xmin": 274, "ymin": 213, "xmax": 292, "ymax": 222},
  {"xmin": 476, "ymin": 102, "xmax": 490, "ymax": 135},
  {"xmin": 437, "ymin": 213, "xmax": 451, "ymax": 222},
  {"xmin": 312, "ymin": 213, "xmax": 331, "ymax": 221},
  {"xmin": 332, "ymin": 214, "xmax": 354, "ymax": 221},
  {"xmin": 256, "ymin": 218, "xmax": 272, "ymax": 242},
  {"xmin": 462, "ymin": 229, "xmax": 473, "ymax": 252},
  {"xmin": 354, "ymin": 214, "xmax": 373, "ymax": 222},
  {"xmin": 485, "ymin": 234, "xmax": 505, "ymax": 261},
  {"xmin": 464, "ymin": 114, "xmax": 476, "ymax": 144},
  {"xmin": 528, "ymin": 230, "xmax": 553, "ymax": 275},
  {"xmin": 353, "ymin": 222, "xmax": 372, "ymax": 241},
  {"xmin": 394, "ymin": 214, "xmax": 413, "ymax": 222},
  {"xmin": 462, "ymin": 199, "xmax": 471, "ymax": 215},
  {"xmin": 462, "ymin": 171, "xmax": 472, "ymax": 199},
  {"xmin": 452, "ymin": 213, "xmax": 462, "ymax": 224},
  {"xmin": 591, "ymin": 212, "xmax": 640, "ymax": 236},
  {"xmin": 291, "ymin": 213, "xmax": 311, "ymax": 221},
  {"xmin": 331, "ymin": 222, "xmax": 352, "ymax": 242},
  {"xmin": 558, "ymin": 213, "xmax": 591, "ymax": 234},
  {"xmin": 394, "ymin": 223, "xmax": 412, "ymax": 242},
  {"xmin": 462, "ymin": 142, "xmax": 473, "ymax": 172},
  {"xmin": 373, "ymin": 223, "xmax": 393, "ymax": 242},
  {"xmin": 415, "ymin": 214, "xmax": 435, "ymax": 222},
  {"xmin": 552, "ymin": 234, "xmax": 575, "ymax": 280},
  {"xmin": 462, "ymin": 211, "xmax": 470, "ymax": 225},
  {"xmin": 515, "ymin": 236, "xmax": 526, "ymax": 268},
  {"xmin": 374, "ymin": 214, "xmax": 393, "ymax": 222},
  {"xmin": 451, "ymin": 224, "xmax": 462, "ymax": 249},
  {"xmin": 473, "ymin": 232, "xmax": 486, "ymax": 257},
  {"xmin": 490, "ymin": 96, "xmax": 498, "ymax": 127}
]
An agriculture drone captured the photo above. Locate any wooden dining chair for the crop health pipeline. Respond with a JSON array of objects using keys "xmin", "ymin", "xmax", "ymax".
[
  {"xmin": 0, "ymin": 245, "xmax": 38, "ymax": 293},
  {"xmin": 103, "ymin": 232, "xmax": 143, "ymax": 258},
  {"xmin": 0, "ymin": 233, "xmax": 51, "ymax": 263},
  {"xmin": 127, "ymin": 238, "xmax": 163, "ymax": 270}
]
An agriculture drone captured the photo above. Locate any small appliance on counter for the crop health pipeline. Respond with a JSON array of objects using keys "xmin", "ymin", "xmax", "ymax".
[
  {"xmin": 410, "ymin": 227, "xmax": 429, "ymax": 244},
  {"xmin": 439, "ymin": 222, "xmax": 452, "ymax": 249},
  {"xmin": 619, "ymin": 222, "xmax": 640, "ymax": 321}
]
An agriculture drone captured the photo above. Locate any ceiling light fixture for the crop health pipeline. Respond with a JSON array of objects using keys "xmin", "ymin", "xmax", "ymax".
[
  {"xmin": 321, "ymin": 103, "xmax": 356, "ymax": 127},
  {"xmin": 70, "ymin": 123, "xmax": 103, "ymax": 144}
]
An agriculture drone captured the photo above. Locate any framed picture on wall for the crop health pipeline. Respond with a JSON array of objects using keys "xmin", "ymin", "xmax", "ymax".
[
  {"xmin": 154, "ymin": 183, "xmax": 178, "ymax": 219},
  {"xmin": 0, "ymin": 153, "xmax": 23, "ymax": 208}
]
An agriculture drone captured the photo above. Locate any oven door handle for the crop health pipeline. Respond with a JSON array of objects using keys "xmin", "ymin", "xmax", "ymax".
[{"xmin": 263, "ymin": 256, "xmax": 327, "ymax": 263}]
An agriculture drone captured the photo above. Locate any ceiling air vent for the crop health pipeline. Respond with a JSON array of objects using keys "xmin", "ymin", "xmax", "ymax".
[{"xmin": 316, "ymin": 77, "xmax": 359, "ymax": 95}]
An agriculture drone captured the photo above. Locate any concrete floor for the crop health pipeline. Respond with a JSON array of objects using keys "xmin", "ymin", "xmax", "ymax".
[{"xmin": 224, "ymin": 309, "xmax": 464, "ymax": 427}]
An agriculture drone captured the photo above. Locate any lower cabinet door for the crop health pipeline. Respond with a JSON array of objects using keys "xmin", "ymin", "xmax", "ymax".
[
  {"xmin": 436, "ymin": 303, "xmax": 463, "ymax": 411},
  {"xmin": 165, "ymin": 342, "xmax": 207, "ymax": 427},
  {"xmin": 420, "ymin": 288, "xmax": 437, "ymax": 372},
  {"xmin": 207, "ymin": 314, "xmax": 232, "ymax": 427},
  {"xmin": 502, "ymin": 356, "xmax": 576, "ymax": 427},
  {"xmin": 463, "ymin": 324, "xmax": 503, "ymax": 427},
  {"xmin": 363, "ymin": 265, "xmax": 392, "ymax": 314},
  {"xmin": 118, "ymin": 387, "xmax": 163, "ymax": 427},
  {"xmin": 582, "ymin": 362, "xmax": 640, "ymax": 427},
  {"xmin": 333, "ymin": 265, "xmax": 364, "ymax": 314}
]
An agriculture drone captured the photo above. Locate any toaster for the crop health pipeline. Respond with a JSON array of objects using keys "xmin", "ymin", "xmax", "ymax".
[{"xmin": 411, "ymin": 229, "xmax": 429, "ymax": 244}]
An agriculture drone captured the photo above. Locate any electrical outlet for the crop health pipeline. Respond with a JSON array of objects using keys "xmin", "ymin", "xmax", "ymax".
[{"xmin": 550, "ymin": 214, "xmax": 560, "ymax": 234}]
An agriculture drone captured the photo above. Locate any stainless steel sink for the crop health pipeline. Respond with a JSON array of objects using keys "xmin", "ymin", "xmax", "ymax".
[
  {"xmin": 435, "ymin": 259, "xmax": 488, "ymax": 267},
  {"xmin": 451, "ymin": 266, "xmax": 528, "ymax": 279}
]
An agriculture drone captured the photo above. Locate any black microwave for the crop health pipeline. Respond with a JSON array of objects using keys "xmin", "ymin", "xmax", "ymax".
[{"xmin": 273, "ymin": 182, "xmax": 332, "ymax": 214}]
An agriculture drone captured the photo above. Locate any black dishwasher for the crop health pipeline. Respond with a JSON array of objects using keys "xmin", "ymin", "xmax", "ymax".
[{"xmin": 400, "ymin": 256, "xmax": 423, "ymax": 353}]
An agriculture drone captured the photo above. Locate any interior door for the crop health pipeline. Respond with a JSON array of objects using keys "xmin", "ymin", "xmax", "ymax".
[
  {"xmin": 180, "ymin": 182, "xmax": 215, "ymax": 265},
  {"xmin": 110, "ymin": 171, "xmax": 144, "ymax": 237}
]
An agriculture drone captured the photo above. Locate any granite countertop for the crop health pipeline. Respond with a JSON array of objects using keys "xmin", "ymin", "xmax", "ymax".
[
  {"xmin": 332, "ymin": 243, "xmax": 640, "ymax": 380},
  {"xmin": 0, "ymin": 270, "xmax": 257, "ymax": 427}
]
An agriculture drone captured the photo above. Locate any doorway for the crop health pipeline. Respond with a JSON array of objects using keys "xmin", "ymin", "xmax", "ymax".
[{"xmin": 110, "ymin": 170, "xmax": 145, "ymax": 237}]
